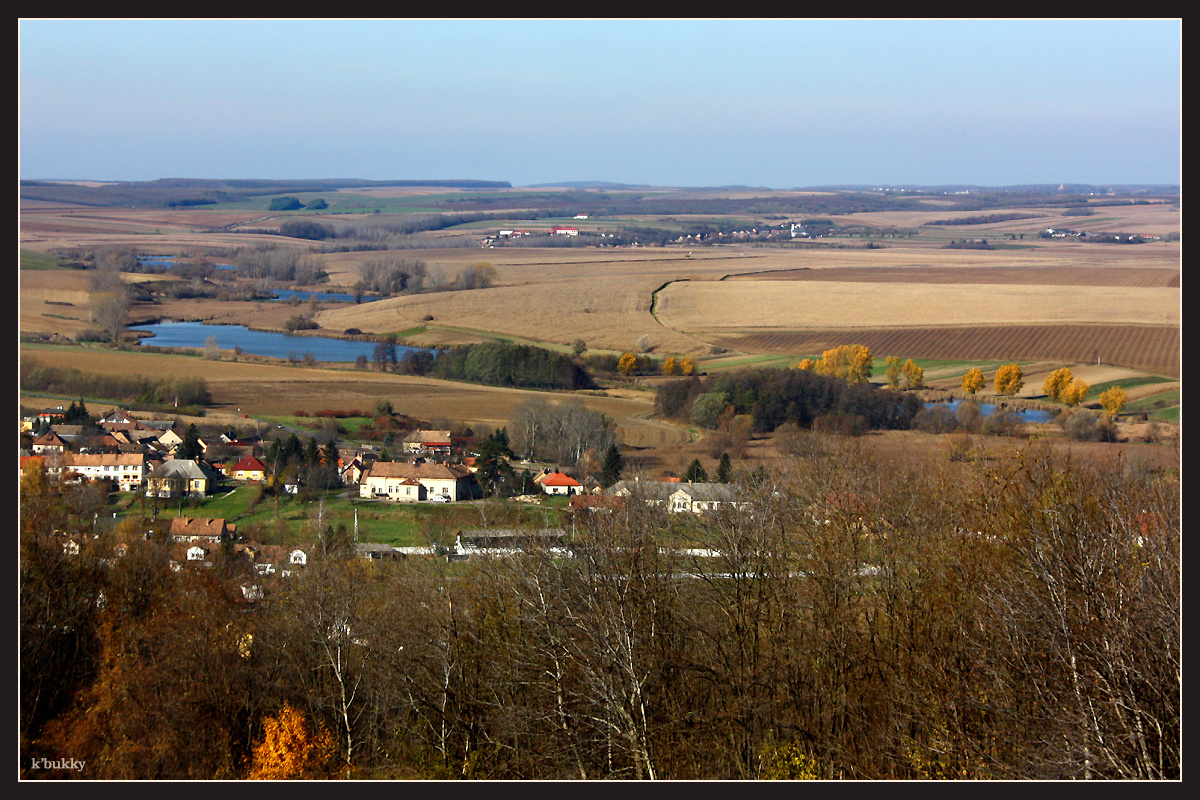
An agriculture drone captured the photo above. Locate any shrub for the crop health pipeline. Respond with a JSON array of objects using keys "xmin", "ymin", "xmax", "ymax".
[
  {"xmin": 74, "ymin": 326, "xmax": 108, "ymax": 342},
  {"xmin": 284, "ymin": 314, "xmax": 318, "ymax": 332},
  {"xmin": 1061, "ymin": 411, "xmax": 1117, "ymax": 442},
  {"xmin": 813, "ymin": 412, "xmax": 867, "ymax": 437},
  {"xmin": 912, "ymin": 405, "xmax": 959, "ymax": 434},
  {"xmin": 944, "ymin": 431, "xmax": 974, "ymax": 462},
  {"xmin": 981, "ymin": 410, "xmax": 1024, "ymax": 437}
]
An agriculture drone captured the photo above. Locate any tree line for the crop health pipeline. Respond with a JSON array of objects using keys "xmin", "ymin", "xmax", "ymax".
[
  {"xmin": 410, "ymin": 341, "xmax": 595, "ymax": 392},
  {"xmin": 20, "ymin": 436, "xmax": 1179, "ymax": 779},
  {"xmin": 20, "ymin": 358, "xmax": 212, "ymax": 409}
]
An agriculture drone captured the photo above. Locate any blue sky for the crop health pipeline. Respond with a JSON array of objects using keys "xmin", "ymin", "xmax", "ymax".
[{"xmin": 18, "ymin": 18, "xmax": 1181, "ymax": 188}]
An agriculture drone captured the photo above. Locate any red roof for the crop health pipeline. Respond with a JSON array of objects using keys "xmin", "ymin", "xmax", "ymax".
[
  {"xmin": 541, "ymin": 472, "xmax": 581, "ymax": 487},
  {"xmin": 232, "ymin": 456, "xmax": 266, "ymax": 472}
]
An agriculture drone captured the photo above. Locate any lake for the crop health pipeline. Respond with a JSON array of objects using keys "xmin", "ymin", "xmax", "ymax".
[
  {"xmin": 926, "ymin": 398, "xmax": 1058, "ymax": 424},
  {"xmin": 133, "ymin": 321, "xmax": 430, "ymax": 363}
]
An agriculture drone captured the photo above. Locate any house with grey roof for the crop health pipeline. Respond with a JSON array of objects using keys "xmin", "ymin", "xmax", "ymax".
[{"xmin": 145, "ymin": 458, "xmax": 222, "ymax": 498}]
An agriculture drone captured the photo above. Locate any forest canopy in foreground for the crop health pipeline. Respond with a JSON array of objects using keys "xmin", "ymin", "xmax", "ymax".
[{"xmin": 20, "ymin": 437, "xmax": 1179, "ymax": 780}]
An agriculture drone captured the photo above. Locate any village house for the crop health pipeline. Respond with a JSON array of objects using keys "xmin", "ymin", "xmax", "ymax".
[
  {"xmin": 31, "ymin": 430, "xmax": 68, "ymax": 455},
  {"xmin": 538, "ymin": 471, "xmax": 583, "ymax": 496},
  {"xmin": 156, "ymin": 428, "xmax": 185, "ymax": 454},
  {"xmin": 37, "ymin": 406, "xmax": 68, "ymax": 426},
  {"xmin": 145, "ymin": 458, "xmax": 222, "ymax": 498},
  {"xmin": 359, "ymin": 460, "xmax": 473, "ymax": 502},
  {"xmin": 99, "ymin": 409, "xmax": 138, "ymax": 425},
  {"xmin": 401, "ymin": 429, "xmax": 453, "ymax": 456},
  {"xmin": 229, "ymin": 455, "xmax": 267, "ymax": 482},
  {"xmin": 170, "ymin": 516, "xmax": 236, "ymax": 543},
  {"xmin": 605, "ymin": 478, "xmax": 677, "ymax": 506},
  {"xmin": 63, "ymin": 452, "xmax": 148, "ymax": 492},
  {"xmin": 666, "ymin": 483, "xmax": 745, "ymax": 514},
  {"xmin": 606, "ymin": 478, "xmax": 745, "ymax": 515}
]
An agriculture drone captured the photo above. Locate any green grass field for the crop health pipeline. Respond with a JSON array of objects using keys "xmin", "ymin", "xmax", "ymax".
[
  {"xmin": 20, "ymin": 249, "xmax": 65, "ymax": 270},
  {"xmin": 1123, "ymin": 389, "xmax": 1180, "ymax": 423},
  {"xmin": 110, "ymin": 484, "xmax": 570, "ymax": 549}
]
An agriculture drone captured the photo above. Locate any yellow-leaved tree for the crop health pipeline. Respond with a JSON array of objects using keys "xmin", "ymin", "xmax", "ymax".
[
  {"xmin": 799, "ymin": 345, "xmax": 874, "ymax": 383},
  {"xmin": 1043, "ymin": 367, "xmax": 1074, "ymax": 402},
  {"xmin": 1061, "ymin": 379, "xmax": 1090, "ymax": 407},
  {"xmin": 247, "ymin": 704, "xmax": 338, "ymax": 780},
  {"xmin": 994, "ymin": 364, "xmax": 1024, "ymax": 397},
  {"xmin": 884, "ymin": 356, "xmax": 904, "ymax": 390},
  {"xmin": 962, "ymin": 368, "xmax": 985, "ymax": 395},
  {"xmin": 760, "ymin": 741, "xmax": 822, "ymax": 779},
  {"xmin": 679, "ymin": 355, "xmax": 696, "ymax": 376},
  {"xmin": 1099, "ymin": 385, "xmax": 1128, "ymax": 418},
  {"xmin": 901, "ymin": 359, "xmax": 925, "ymax": 390},
  {"xmin": 661, "ymin": 355, "xmax": 678, "ymax": 376},
  {"xmin": 617, "ymin": 353, "xmax": 639, "ymax": 376}
]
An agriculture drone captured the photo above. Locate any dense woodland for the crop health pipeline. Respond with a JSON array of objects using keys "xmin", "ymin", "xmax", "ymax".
[
  {"xmin": 430, "ymin": 342, "xmax": 596, "ymax": 392},
  {"xmin": 20, "ymin": 435, "xmax": 1179, "ymax": 780},
  {"xmin": 656, "ymin": 368, "xmax": 923, "ymax": 434}
]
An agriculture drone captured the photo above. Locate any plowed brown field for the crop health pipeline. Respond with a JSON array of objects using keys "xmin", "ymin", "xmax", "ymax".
[{"xmin": 716, "ymin": 323, "xmax": 1180, "ymax": 376}]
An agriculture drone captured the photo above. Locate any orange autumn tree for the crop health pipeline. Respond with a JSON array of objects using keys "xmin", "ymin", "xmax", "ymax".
[
  {"xmin": 993, "ymin": 364, "xmax": 1025, "ymax": 397},
  {"xmin": 961, "ymin": 368, "xmax": 986, "ymax": 396},
  {"xmin": 247, "ymin": 704, "xmax": 338, "ymax": 780},
  {"xmin": 796, "ymin": 345, "xmax": 874, "ymax": 383}
]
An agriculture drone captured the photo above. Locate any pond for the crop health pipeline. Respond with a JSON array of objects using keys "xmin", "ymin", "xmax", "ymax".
[
  {"xmin": 925, "ymin": 398, "xmax": 1058, "ymax": 425},
  {"xmin": 271, "ymin": 288, "xmax": 381, "ymax": 304},
  {"xmin": 136, "ymin": 255, "xmax": 235, "ymax": 270},
  {"xmin": 132, "ymin": 321, "xmax": 431, "ymax": 363}
]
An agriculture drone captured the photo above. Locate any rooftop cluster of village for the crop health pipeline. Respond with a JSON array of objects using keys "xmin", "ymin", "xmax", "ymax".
[{"xmin": 20, "ymin": 403, "xmax": 748, "ymax": 597}]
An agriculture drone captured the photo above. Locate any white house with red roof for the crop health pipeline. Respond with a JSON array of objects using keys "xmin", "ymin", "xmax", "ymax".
[{"xmin": 539, "ymin": 471, "xmax": 582, "ymax": 496}]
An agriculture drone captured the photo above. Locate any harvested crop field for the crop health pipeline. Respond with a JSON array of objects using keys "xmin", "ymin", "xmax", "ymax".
[
  {"xmin": 315, "ymin": 277, "xmax": 708, "ymax": 355},
  {"xmin": 727, "ymin": 265, "xmax": 1180, "ymax": 288},
  {"xmin": 714, "ymin": 323, "xmax": 1180, "ymax": 377},
  {"xmin": 655, "ymin": 280, "xmax": 1179, "ymax": 330}
]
